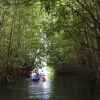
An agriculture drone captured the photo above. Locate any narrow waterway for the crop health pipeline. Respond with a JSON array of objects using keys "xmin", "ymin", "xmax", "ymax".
[{"xmin": 0, "ymin": 76, "xmax": 99, "ymax": 100}]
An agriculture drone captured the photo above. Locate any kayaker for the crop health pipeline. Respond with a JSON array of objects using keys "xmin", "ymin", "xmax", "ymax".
[{"xmin": 31, "ymin": 68, "xmax": 40, "ymax": 81}]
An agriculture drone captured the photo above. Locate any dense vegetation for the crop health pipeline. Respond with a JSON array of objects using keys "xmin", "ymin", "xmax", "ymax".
[{"xmin": 0, "ymin": 0, "xmax": 100, "ymax": 81}]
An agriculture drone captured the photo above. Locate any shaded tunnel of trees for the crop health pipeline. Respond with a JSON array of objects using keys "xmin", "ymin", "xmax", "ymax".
[{"xmin": 0, "ymin": 0, "xmax": 100, "ymax": 85}]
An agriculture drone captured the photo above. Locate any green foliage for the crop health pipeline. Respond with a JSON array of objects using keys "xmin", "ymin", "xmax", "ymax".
[
  {"xmin": 0, "ymin": 0, "xmax": 100, "ymax": 73},
  {"xmin": 0, "ymin": 1, "xmax": 47, "ymax": 68}
]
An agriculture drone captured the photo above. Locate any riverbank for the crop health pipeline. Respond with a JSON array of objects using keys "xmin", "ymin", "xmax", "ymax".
[
  {"xmin": 0, "ymin": 64, "xmax": 98, "ymax": 84},
  {"xmin": 55, "ymin": 64, "xmax": 97, "ymax": 80},
  {"xmin": 0, "ymin": 67, "xmax": 32, "ymax": 84}
]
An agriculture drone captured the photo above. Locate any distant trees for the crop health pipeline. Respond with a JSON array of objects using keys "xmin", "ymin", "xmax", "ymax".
[
  {"xmin": 0, "ymin": 0, "xmax": 47, "ymax": 71},
  {"xmin": 39, "ymin": 0, "xmax": 100, "ymax": 79},
  {"xmin": 0, "ymin": 0, "xmax": 100, "ymax": 79}
]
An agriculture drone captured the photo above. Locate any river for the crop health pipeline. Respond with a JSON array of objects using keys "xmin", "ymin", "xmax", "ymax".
[{"xmin": 0, "ymin": 76, "xmax": 99, "ymax": 100}]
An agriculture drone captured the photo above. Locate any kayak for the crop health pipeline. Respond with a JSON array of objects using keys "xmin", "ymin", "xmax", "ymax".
[
  {"xmin": 32, "ymin": 73, "xmax": 40, "ymax": 81},
  {"xmin": 32, "ymin": 75, "xmax": 48, "ymax": 82},
  {"xmin": 31, "ymin": 70, "xmax": 47, "ymax": 82},
  {"xmin": 32, "ymin": 77, "xmax": 40, "ymax": 81}
]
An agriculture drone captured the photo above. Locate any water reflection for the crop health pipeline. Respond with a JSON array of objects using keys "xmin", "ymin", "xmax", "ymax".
[
  {"xmin": 51, "ymin": 77, "xmax": 96, "ymax": 100},
  {"xmin": 27, "ymin": 79, "xmax": 52, "ymax": 100},
  {"xmin": 0, "ymin": 76, "xmax": 99, "ymax": 100}
]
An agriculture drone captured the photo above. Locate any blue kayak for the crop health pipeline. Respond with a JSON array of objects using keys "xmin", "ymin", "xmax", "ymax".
[
  {"xmin": 32, "ymin": 78, "xmax": 40, "ymax": 81},
  {"xmin": 32, "ymin": 74, "xmax": 40, "ymax": 82}
]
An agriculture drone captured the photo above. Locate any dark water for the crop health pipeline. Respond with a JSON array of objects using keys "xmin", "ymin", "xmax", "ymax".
[{"xmin": 0, "ymin": 76, "xmax": 99, "ymax": 100}]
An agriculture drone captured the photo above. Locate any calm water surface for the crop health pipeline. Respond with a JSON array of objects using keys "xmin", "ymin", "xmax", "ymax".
[{"xmin": 0, "ymin": 76, "xmax": 99, "ymax": 100}]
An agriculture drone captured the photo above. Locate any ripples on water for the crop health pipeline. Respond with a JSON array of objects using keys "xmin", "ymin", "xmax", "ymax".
[
  {"xmin": 0, "ymin": 78, "xmax": 53, "ymax": 100},
  {"xmin": 0, "ymin": 76, "xmax": 99, "ymax": 100},
  {"xmin": 27, "ymin": 79, "xmax": 52, "ymax": 100}
]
